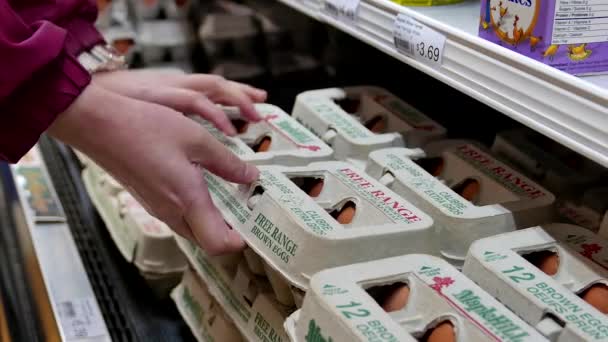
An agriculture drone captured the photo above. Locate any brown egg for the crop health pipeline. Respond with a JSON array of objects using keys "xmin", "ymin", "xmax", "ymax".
[
  {"xmin": 524, "ymin": 250, "xmax": 559, "ymax": 276},
  {"xmin": 453, "ymin": 178, "xmax": 480, "ymax": 202},
  {"xmin": 112, "ymin": 39, "xmax": 134, "ymax": 55},
  {"xmin": 417, "ymin": 157, "xmax": 444, "ymax": 177},
  {"xmin": 333, "ymin": 202, "xmax": 356, "ymax": 224},
  {"xmin": 231, "ymin": 119, "xmax": 249, "ymax": 134},
  {"xmin": 364, "ymin": 116, "xmax": 386, "ymax": 133},
  {"xmin": 306, "ymin": 179, "xmax": 324, "ymax": 197},
  {"xmin": 381, "ymin": 284, "xmax": 410, "ymax": 312},
  {"xmin": 425, "ymin": 321, "xmax": 456, "ymax": 342},
  {"xmin": 254, "ymin": 137, "xmax": 272, "ymax": 152},
  {"xmin": 581, "ymin": 284, "xmax": 608, "ymax": 314}
]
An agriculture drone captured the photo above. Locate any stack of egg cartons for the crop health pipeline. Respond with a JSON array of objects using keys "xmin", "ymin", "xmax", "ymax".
[
  {"xmin": 131, "ymin": 0, "xmax": 195, "ymax": 71},
  {"xmin": 80, "ymin": 156, "xmax": 188, "ymax": 296},
  {"xmin": 95, "ymin": 0, "xmax": 138, "ymax": 64}
]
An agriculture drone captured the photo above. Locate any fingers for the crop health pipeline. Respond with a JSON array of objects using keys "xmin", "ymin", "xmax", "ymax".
[
  {"xmin": 183, "ymin": 180, "xmax": 246, "ymax": 255},
  {"xmin": 180, "ymin": 75, "xmax": 265, "ymax": 122}
]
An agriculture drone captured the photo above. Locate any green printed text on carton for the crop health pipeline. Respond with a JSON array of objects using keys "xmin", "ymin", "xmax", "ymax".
[
  {"xmin": 306, "ymin": 320, "xmax": 334, "ymax": 342},
  {"xmin": 182, "ymin": 286, "xmax": 204, "ymax": 325},
  {"xmin": 311, "ymin": 102, "xmax": 371, "ymax": 139},
  {"xmin": 194, "ymin": 253, "xmax": 251, "ymax": 323},
  {"xmin": 274, "ymin": 120, "xmax": 315, "ymax": 144},
  {"xmin": 355, "ymin": 320, "xmax": 399, "ymax": 342},
  {"xmin": 251, "ymin": 213, "xmax": 298, "ymax": 264},
  {"xmin": 254, "ymin": 312, "xmax": 284, "ymax": 342},
  {"xmin": 453, "ymin": 289, "xmax": 531, "ymax": 341},
  {"xmin": 206, "ymin": 173, "xmax": 251, "ymax": 224},
  {"xmin": 453, "ymin": 145, "xmax": 546, "ymax": 200},
  {"xmin": 378, "ymin": 98, "xmax": 431, "ymax": 127},
  {"xmin": 259, "ymin": 171, "xmax": 333, "ymax": 236},
  {"xmin": 200, "ymin": 121, "xmax": 247, "ymax": 156},
  {"xmin": 335, "ymin": 168, "xmax": 423, "ymax": 224}
]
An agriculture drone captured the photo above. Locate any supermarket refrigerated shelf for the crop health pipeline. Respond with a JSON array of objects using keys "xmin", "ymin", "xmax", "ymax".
[{"xmin": 274, "ymin": 0, "xmax": 608, "ymax": 167}]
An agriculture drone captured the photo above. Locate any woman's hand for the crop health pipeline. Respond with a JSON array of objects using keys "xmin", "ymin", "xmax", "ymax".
[
  {"xmin": 93, "ymin": 70, "xmax": 267, "ymax": 136},
  {"xmin": 48, "ymin": 83, "xmax": 259, "ymax": 255}
]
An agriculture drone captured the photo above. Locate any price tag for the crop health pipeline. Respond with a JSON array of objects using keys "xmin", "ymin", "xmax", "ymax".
[
  {"xmin": 57, "ymin": 297, "xmax": 107, "ymax": 340},
  {"xmin": 323, "ymin": 0, "xmax": 360, "ymax": 22},
  {"xmin": 393, "ymin": 13, "xmax": 446, "ymax": 68}
]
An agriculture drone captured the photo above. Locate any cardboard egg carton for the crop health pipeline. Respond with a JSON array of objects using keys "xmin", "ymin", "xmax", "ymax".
[
  {"xmin": 285, "ymin": 254, "xmax": 546, "ymax": 342},
  {"xmin": 365, "ymin": 141, "xmax": 555, "ymax": 266},
  {"xmin": 137, "ymin": 20, "xmax": 194, "ymax": 64},
  {"xmin": 291, "ymin": 86, "xmax": 446, "ymax": 167},
  {"xmin": 81, "ymin": 162, "xmax": 187, "ymax": 293},
  {"xmin": 203, "ymin": 160, "xmax": 436, "ymax": 291},
  {"xmin": 558, "ymin": 187, "xmax": 608, "ymax": 234},
  {"xmin": 101, "ymin": 25, "xmax": 137, "ymax": 63},
  {"xmin": 190, "ymin": 104, "xmax": 334, "ymax": 166},
  {"xmin": 172, "ymin": 267, "xmax": 244, "ymax": 342},
  {"xmin": 492, "ymin": 128, "xmax": 606, "ymax": 195},
  {"xmin": 463, "ymin": 224, "xmax": 608, "ymax": 341},
  {"xmin": 174, "ymin": 236, "xmax": 293, "ymax": 342}
]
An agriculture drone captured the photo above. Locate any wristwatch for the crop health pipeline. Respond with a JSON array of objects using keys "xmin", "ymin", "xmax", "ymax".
[{"xmin": 77, "ymin": 44, "xmax": 127, "ymax": 74}]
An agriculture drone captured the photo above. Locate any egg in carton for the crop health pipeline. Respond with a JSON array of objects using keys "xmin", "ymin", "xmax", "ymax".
[
  {"xmin": 365, "ymin": 141, "xmax": 555, "ymax": 266},
  {"xmin": 190, "ymin": 104, "xmax": 334, "ymax": 166},
  {"xmin": 203, "ymin": 161, "xmax": 436, "ymax": 296},
  {"xmin": 285, "ymin": 254, "xmax": 546, "ymax": 342},
  {"xmin": 172, "ymin": 267, "xmax": 244, "ymax": 342},
  {"xmin": 137, "ymin": 20, "xmax": 194, "ymax": 65},
  {"xmin": 463, "ymin": 224, "xmax": 608, "ymax": 341},
  {"xmin": 558, "ymin": 187, "xmax": 608, "ymax": 234},
  {"xmin": 101, "ymin": 25, "xmax": 137, "ymax": 63},
  {"xmin": 82, "ymin": 164, "xmax": 187, "ymax": 294},
  {"xmin": 492, "ymin": 128, "xmax": 606, "ymax": 195},
  {"xmin": 175, "ymin": 237, "xmax": 293, "ymax": 342},
  {"xmin": 291, "ymin": 86, "xmax": 446, "ymax": 168}
]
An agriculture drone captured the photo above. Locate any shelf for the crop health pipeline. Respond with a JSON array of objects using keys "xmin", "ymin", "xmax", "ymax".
[{"xmin": 277, "ymin": 0, "xmax": 608, "ymax": 167}]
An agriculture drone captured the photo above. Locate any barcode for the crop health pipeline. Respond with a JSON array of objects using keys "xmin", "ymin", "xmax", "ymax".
[
  {"xmin": 59, "ymin": 301, "xmax": 76, "ymax": 318},
  {"xmin": 395, "ymin": 37, "xmax": 413, "ymax": 55}
]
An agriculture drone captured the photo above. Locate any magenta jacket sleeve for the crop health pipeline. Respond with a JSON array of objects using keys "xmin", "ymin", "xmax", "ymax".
[{"xmin": 0, "ymin": 0, "xmax": 104, "ymax": 163}]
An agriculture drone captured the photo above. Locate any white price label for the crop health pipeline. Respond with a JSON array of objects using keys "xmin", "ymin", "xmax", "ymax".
[
  {"xmin": 393, "ymin": 13, "xmax": 446, "ymax": 68},
  {"xmin": 57, "ymin": 297, "xmax": 107, "ymax": 340},
  {"xmin": 323, "ymin": 0, "xmax": 360, "ymax": 22}
]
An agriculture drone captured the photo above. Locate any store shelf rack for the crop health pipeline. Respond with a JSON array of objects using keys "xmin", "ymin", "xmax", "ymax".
[{"xmin": 275, "ymin": 0, "xmax": 608, "ymax": 167}]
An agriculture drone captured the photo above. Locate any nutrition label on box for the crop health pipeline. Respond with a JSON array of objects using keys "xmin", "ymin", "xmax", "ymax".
[{"xmin": 552, "ymin": 0, "xmax": 608, "ymax": 44}]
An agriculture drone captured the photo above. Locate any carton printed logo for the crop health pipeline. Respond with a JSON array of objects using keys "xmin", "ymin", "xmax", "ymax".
[
  {"xmin": 310, "ymin": 101, "xmax": 372, "ymax": 139},
  {"xmin": 181, "ymin": 287, "xmax": 203, "ymax": 324},
  {"xmin": 305, "ymin": 320, "xmax": 333, "ymax": 342},
  {"xmin": 454, "ymin": 145, "xmax": 546, "ymax": 199},
  {"xmin": 483, "ymin": 251, "xmax": 508, "ymax": 262},
  {"xmin": 321, "ymin": 284, "xmax": 349, "ymax": 296},
  {"xmin": 267, "ymin": 116, "xmax": 322, "ymax": 152},
  {"xmin": 254, "ymin": 312, "xmax": 285, "ymax": 342},
  {"xmin": 250, "ymin": 213, "xmax": 298, "ymax": 264}
]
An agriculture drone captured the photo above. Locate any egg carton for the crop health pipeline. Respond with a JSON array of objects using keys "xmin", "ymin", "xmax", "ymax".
[
  {"xmin": 82, "ymin": 163, "xmax": 187, "ymax": 293},
  {"xmin": 558, "ymin": 187, "xmax": 608, "ymax": 234},
  {"xmin": 492, "ymin": 128, "xmax": 606, "ymax": 195},
  {"xmin": 101, "ymin": 25, "xmax": 137, "ymax": 63},
  {"xmin": 137, "ymin": 20, "xmax": 194, "ymax": 64},
  {"xmin": 463, "ymin": 224, "xmax": 608, "ymax": 341},
  {"xmin": 291, "ymin": 86, "xmax": 446, "ymax": 167},
  {"xmin": 285, "ymin": 254, "xmax": 546, "ymax": 342},
  {"xmin": 365, "ymin": 142, "xmax": 555, "ymax": 266},
  {"xmin": 130, "ymin": 0, "xmax": 191, "ymax": 19},
  {"xmin": 203, "ymin": 161, "xmax": 435, "ymax": 292},
  {"xmin": 190, "ymin": 104, "xmax": 334, "ymax": 166},
  {"xmin": 172, "ymin": 267, "xmax": 244, "ymax": 342},
  {"xmin": 175, "ymin": 236, "xmax": 293, "ymax": 342}
]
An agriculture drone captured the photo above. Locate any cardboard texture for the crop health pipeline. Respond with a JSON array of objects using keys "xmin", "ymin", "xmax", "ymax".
[
  {"xmin": 463, "ymin": 224, "xmax": 608, "ymax": 341},
  {"xmin": 365, "ymin": 141, "xmax": 555, "ymax": 265},
  {"xmin": 287, "ymin": 254, "xmax": 546, "ymax": 341},
  {"xmin": 292, "ymin": 86, "xmax": 445, "ymax": 167}
]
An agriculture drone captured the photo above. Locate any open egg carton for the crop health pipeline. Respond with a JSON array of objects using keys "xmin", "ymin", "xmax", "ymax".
[
  {"xmin": 557, "ymin": 186, "xmax": 608, "ymax": 236},
  {"xmin": 201, "ymin": 160, "xmax": 436, "ymax": 292},
  {"xmin": 463, "ymin": 223, "xmax": 608, "ymax": 341},
  {"xmin": 285, "ymin": 254, "xmax": 546, "ymax": 342},
  {"xmin": 136, "ymin": 19, "xmax": 195, "ymax": 65},
  {"xmin": 492, "ymin": 128, "xmax": 606, "ymax": 196},
  {"xmin": 190, "ymin": 104, "xmax": 334, "ymax": 166},
  {"xmin": 365, "ymin": 140, "xmax": 556, "ymax": 266},
  {"xmin": 292, "ymin": 86, "xmax": 446, "ymax": 168},
  {"xmin": 172, "ymin": 267, "xmax": 245, "ymax": 342},
  {"xmin": 175, "ymin": 237, "xmax": 293, "ymax": 342},
  {"xmin": 81, "ymin": 161, "xmax": 187, "ymax": 295}
]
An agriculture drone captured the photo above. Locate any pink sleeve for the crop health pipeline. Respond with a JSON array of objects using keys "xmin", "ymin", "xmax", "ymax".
[{"xmin": 0, "ymin": 0, "xmax": 103, "ymax": 163}]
